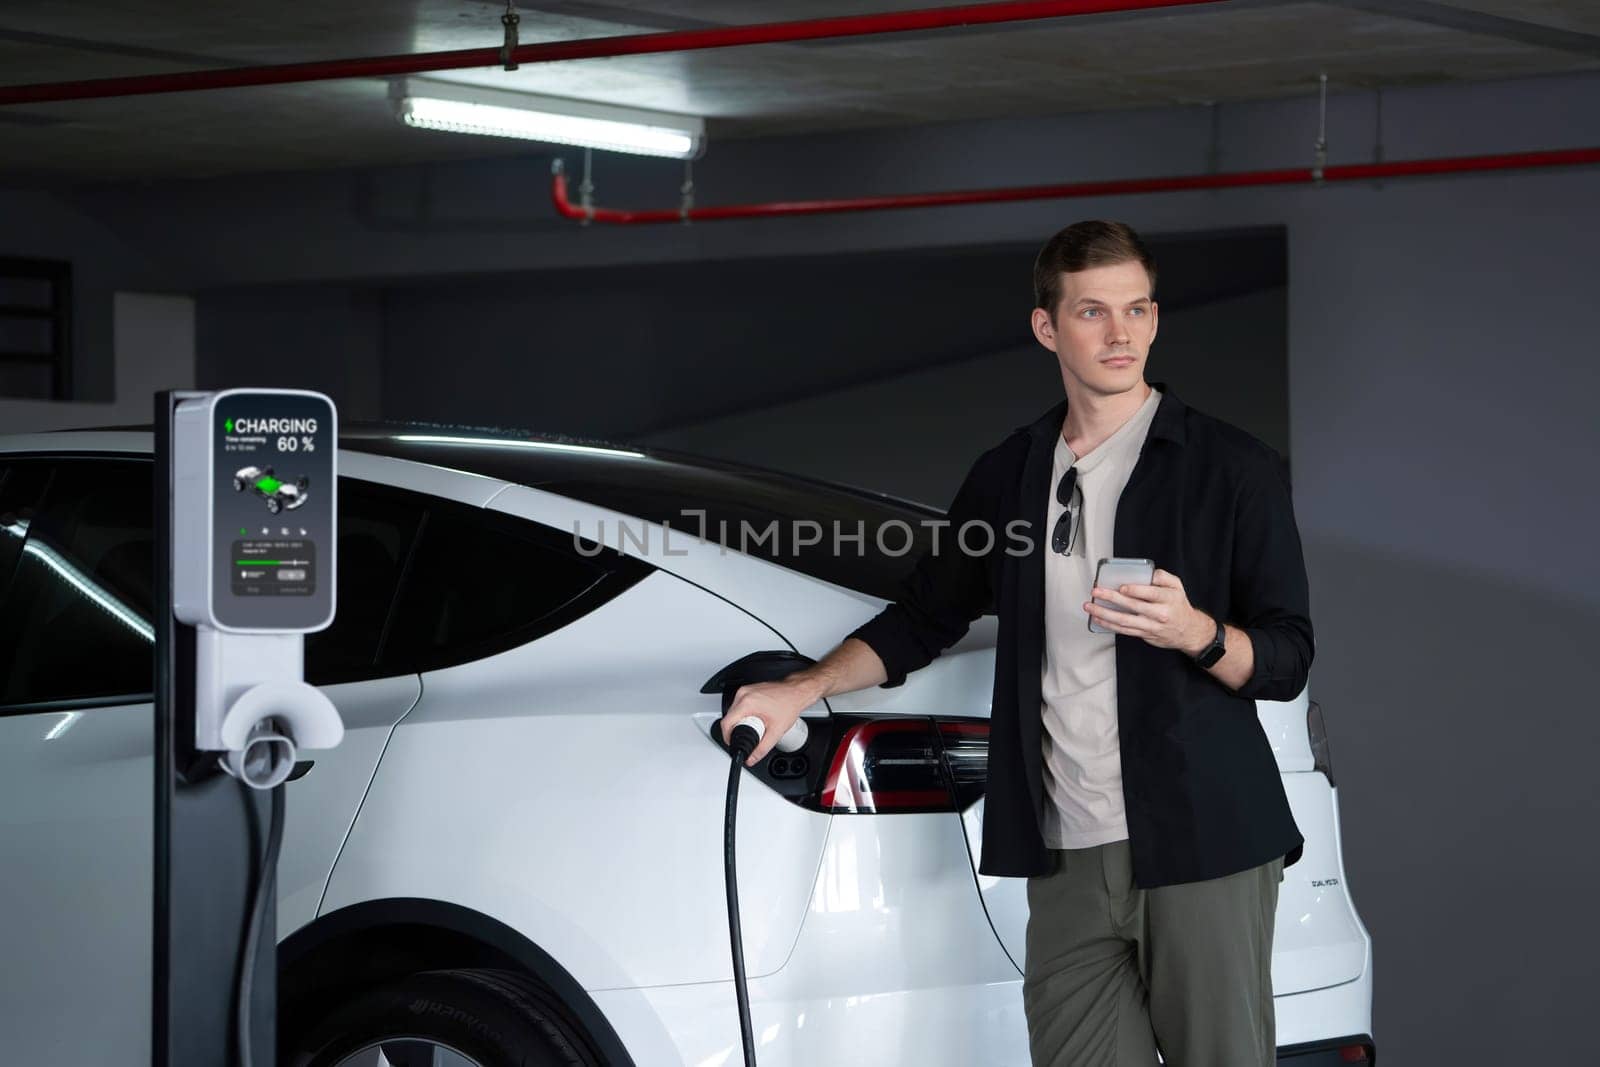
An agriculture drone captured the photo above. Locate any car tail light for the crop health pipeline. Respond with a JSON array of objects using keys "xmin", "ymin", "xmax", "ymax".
[
  {"xmin": 936, "ymin": 720, "xmax": 989, "ymax": 810},
  {"xmin": 1308, "ymin": 700, "xmax": 1335, "ymax": 786},
  {"xmin": 1339, "ymin": 1043, "xmax": 1371, "ymax": 1062},
  {"xmin": 807, "ymin": 716, "xmax": 989, "ymax": 814}
]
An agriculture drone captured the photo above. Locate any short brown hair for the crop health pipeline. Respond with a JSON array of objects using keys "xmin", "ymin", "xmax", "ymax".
[{"xmin": 1033, "ymin": 220, "xmax": 1157, "ymax": 318}]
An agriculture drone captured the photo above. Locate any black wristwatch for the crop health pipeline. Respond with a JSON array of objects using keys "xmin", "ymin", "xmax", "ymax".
[{"xmin": 1192, "ymin": 615, "xmax": 1226, "ymax": 668}]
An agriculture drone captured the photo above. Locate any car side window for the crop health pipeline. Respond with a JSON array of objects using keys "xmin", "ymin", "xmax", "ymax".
[
  {"xmin": 0, "ymin": 456, "xmax": 652, "ymax": 703},
  {"xmin": 0, "ymin": 460, "xmax": 54, "ymax": 602},
  {"xmin": 379, "ymin": 500, "xmax": 651, "ymax": 675},
  {"xmin": 0, "ymin": 458, "xmax": 154, "ymax": 709},
  {"xmin": 303, "ymin": 479, "xmax": 426, "ymax": 686}
]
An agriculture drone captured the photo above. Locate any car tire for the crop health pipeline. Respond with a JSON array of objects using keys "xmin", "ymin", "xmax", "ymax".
[{"xmin": 281, "ymin": 968, "xmax": 602, "ymax": 1067}]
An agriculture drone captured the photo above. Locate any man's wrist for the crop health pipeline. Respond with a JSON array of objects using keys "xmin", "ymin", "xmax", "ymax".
[
  {"xmin": 1185, "ymin": 611, "xmax": 1218, "ymax": 658},
  {"xmin": 788, "ymin": 667, "xmax": 832, "ymax": 704}
]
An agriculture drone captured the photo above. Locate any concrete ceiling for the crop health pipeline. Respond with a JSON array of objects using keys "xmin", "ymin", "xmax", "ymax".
[{"xmin": 1, "ymin": 0, "xmax": 1597, "ymax": 183}]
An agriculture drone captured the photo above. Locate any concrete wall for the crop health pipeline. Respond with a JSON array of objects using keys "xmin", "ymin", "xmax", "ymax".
[
  {"xmin": 7, "ymin": 68, "xmax": 1600, "ymax": 1061},
  {"xmin": 195, "ymin": 285, "xmax": 382, "ymax": 421},
  {"xmin": 1288, "ymin": 194, "xmax": 1600, "ymax": 1058},
  {"xmin": 0, "ymin": 291, "xmax": 194, "ymax": 432},
  {"xmin": 639, "ymin": 285, "xmax": 1288, "ymax": 508},
  {"xmin": 190, "ymin": 228, "xmax": 1287, "ymax": 446},
  {"xmin": 0, "ymin": 187, "xmax": 185, "ymax": 408}
]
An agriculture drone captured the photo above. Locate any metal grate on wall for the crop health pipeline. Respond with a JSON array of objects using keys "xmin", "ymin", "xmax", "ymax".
[{"xmin": 0, "ymin": 258, "xmax": 72, "ymax": 401}]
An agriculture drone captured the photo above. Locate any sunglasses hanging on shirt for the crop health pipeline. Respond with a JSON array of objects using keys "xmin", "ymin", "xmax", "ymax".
[{"xmin": 1051, "ymin": 466, "xmax": 1082, "ymax": 556}]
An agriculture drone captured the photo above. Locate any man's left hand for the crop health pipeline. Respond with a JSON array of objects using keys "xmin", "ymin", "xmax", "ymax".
[{"xmin": 1085, "ymin": 568, "xmax": 1212, "ymax": 655}]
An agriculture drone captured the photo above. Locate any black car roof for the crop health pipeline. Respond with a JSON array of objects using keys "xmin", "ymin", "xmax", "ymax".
[
  {"xmin": 346, "ymin": 422, "xmax": 936, "ymax": 509},
  {"xmin": 340, "ymin": 423, "xmax": 942, "ymax": 599}
]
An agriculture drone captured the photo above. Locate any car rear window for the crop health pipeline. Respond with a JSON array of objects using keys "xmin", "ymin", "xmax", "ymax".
[{"xmin": 344, "ymin": 434, "xmax": 945, "ymax": 602}]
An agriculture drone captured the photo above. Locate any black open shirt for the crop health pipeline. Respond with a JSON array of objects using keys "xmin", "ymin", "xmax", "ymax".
[{"xmin": 848, "ymin": 383, "xmax": 1311, "ymax": 888}]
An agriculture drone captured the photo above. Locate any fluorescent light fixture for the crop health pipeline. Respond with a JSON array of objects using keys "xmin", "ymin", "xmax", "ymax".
[
  {"xmin": 394, "ymin": 78, "xmax": 704, "ymax": 159},
  {"xmin": 392, "ymin": 434, "xmax": 645, "ymax": 459}
]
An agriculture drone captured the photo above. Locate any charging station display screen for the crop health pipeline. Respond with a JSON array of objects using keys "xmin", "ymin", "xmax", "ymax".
[{"xmin": 211, "ymin": 392, "xmax": 336, "ymax": 631}]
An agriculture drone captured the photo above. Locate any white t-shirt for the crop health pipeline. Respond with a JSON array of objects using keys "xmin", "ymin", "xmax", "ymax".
[{"xmin": 1039, "ymin": 385, "xmax": 1163, "ymax": 850}]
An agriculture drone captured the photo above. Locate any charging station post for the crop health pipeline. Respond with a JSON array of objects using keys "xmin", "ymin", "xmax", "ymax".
[{"xmin": 153, "ymin": 388, "xmax": 342, "ymax": 1066}]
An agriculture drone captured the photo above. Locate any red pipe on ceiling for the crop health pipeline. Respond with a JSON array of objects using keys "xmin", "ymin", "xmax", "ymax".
[
  {"xmin": 0, "ymin": 0, "xmax": 1220, "ymax": 107},
  {"xmin": 549, "ymin": 146, "xmax": 1600, "ymax": 224}
]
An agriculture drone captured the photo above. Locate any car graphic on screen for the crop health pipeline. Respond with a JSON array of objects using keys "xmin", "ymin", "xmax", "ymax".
[{"xmin": 233, "ymin": 464, "xmax": 309, "ymax": 514}]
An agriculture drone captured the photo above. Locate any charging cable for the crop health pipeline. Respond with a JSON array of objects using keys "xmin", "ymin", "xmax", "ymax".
[
  {"xmin": 236, "ymin": 778, "xmax": 286, "ymax": 1067},
  {"xmin": 721, "ymin": 714, "xmax": 810, "ymax": 1067},
  {"xmin": 724, "ymin": 719, "xmax": 762, "ymax": 1067}
]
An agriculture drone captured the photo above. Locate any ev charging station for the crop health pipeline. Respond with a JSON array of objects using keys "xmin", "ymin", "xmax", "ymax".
[{"xmin": 153, "ymin": 388, "xmax": 343, "ymax": 1067}]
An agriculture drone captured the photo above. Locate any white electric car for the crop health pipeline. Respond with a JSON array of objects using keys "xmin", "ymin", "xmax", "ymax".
[{"xmin": 0, "ymin": 427, "xmax": 1374, "ymax": 1066}]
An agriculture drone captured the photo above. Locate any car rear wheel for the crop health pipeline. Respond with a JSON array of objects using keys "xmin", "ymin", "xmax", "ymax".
[{"xmin": 282, "ymin": 968, "xmax": 601, "ymax": 1067}]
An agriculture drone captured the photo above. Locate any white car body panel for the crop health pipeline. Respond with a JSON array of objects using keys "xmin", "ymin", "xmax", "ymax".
[
  {"xmin": 1270, "ymin": 777, "xmax": 1370, "ymax": 993},
  {"xmin": 1275, "ymin": 959, "xmax": 1373, "ymax": 1049},
  {"xmin": 276, "ymin": 675, "xmax": 423, "ymax": 932},
  {"xmin": 1261, "ymin": 687, "xmax": 1315, "ymax": 771},
  {"xmin": 321, "ymin": 569, "xmax": 831, "ymax": 989},
  {"xmin": 0, "ymin": 701, "xmax": 153, "ymax": 1066},
  {"xmin": 600, "ymin": 976, "xmax": 1031, "ymax": 1067},
  {"xmin": 593, "ymin": 812, "xmax": 1029, "ymax": 1067},
  {"xmin": 826, "ymin": 615, "xmax": 1001, "ymax": 716}
]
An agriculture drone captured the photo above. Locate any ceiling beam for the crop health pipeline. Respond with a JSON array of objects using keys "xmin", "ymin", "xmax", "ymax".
[
  {"xmin": 0, "ymin": 26, "xmax": 245, "ymax": 69},
  {"xmin": 1324, "ymin": 0, "xmax": 1600, "ymax": 61}
]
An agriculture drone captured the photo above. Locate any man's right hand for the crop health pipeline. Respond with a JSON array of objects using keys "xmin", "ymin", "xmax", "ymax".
[
  {"xmin": 720, "ymin": 675, "xmax": 823, "ymax": 766},
  {"xmin": 717, "ymin": 638, "xmax": 888, "ymax": 765}
]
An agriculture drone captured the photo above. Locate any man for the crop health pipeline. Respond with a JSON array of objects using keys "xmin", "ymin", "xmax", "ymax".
[{"xmin": 722, "ymin": 220, "xmax": 1311, "ymax": 1066}]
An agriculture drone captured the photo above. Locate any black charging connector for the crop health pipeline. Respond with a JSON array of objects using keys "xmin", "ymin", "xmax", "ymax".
[{"xmin": 724, "ymin": 721, "xmax": 761, "ymax": 1067}]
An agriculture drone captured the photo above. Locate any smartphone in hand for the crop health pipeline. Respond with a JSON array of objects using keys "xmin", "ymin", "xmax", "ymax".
[{"xmin": 1088, "ymin": 557, "xmax": 1155, "ymax": 634}]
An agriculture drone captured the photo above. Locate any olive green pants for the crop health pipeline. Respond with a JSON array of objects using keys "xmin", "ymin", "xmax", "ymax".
[{"xmin": 1022, "ymin": 840, "xmax": 1283, "ymax": 1067}]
